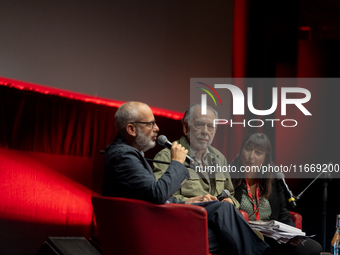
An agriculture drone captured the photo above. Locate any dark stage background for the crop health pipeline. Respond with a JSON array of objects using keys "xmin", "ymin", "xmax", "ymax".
[{"xmin": 0, "ymin": 0, "xmax": 233, "ymax": 112}]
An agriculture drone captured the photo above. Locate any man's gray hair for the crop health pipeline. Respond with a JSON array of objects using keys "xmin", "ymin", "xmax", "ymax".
[
  {"xmin": 115, "ymin": 102, "xmax": 141, "ymax": 132},
  {"xmin": 182, "ymin": 104, "xmax": 218, "ymax": 124}
]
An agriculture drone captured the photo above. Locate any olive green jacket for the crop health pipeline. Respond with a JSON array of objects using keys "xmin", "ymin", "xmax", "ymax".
[{"xmin": 153, "ymin": 136, "xmax": 239, "ymax": 208}]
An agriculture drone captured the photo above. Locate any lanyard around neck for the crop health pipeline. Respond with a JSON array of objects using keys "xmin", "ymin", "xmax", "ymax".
[{"xmin": 245, "ymin": 180, "xmax": 260, "ymax": 221}]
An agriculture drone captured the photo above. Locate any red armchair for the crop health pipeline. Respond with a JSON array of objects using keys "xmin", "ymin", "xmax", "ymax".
[
  {"xmin": 92, "ymin": 196, "xmax": 209, "ymax": 255},
  {"xmin": 91, "ymin": 196, "xmax": 249, "ymax": 255},
  {"xmin": 289, "ymin": 211, "xmax": 302, "ymax": 230}
]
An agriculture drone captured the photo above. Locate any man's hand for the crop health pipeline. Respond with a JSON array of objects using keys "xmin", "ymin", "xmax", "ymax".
[
  {"xmin": 202, "ymin": 194, "xmax": 217, "ymax": 201},
  {"xmin": 185, "ymin": 195, "xmax": 203, "ymax": 204},
  {"xmin": 185, "ymin": 194, "xmax": 218, "ymax": 204},
  {"xmin": 221, "ymin": 198, "xmax": 234, "ymax": 205},
  {"xmin": 170, "ymin": 141, "xmax": 188, "ymax": 164}
]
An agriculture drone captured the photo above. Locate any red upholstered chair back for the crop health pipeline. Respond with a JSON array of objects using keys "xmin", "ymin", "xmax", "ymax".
[
  {"xmin": 289, "ymin": 211, "xmax": 302, "ymax": 230},
  {"xmin": 91, "ymin": 196, "xmax": 210, "ymax": 255}
]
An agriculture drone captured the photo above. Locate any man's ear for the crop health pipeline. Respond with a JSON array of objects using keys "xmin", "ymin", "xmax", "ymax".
[
  {"xmin": 183, "ymin": 121, "xmax": 189, "ymax": 135},
  {"xmin": 126, "ymin": 123, "xmax": 137, "ymax": 137}
]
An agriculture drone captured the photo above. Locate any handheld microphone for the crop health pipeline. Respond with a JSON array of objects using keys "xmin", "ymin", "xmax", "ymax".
[
  {"xmin": 217, "ymin": 189, "xmax": 230, "ymax": 201},
  {"xmin": 276, "ymin": 173, "xmax": 297, "ymax": 208},
  {"xmin": 157, "ymin": 135, "xmax": 199, "ymax": 167}
]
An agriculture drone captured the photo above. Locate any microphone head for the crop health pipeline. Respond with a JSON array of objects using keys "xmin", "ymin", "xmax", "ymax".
[
  {"xmin": 290, "ymin": 200, "xmax": 297, "ymax": 208},
  {"xmin": 276, "ymin": 172, "xmax": 285, "ymax": 180},
  {"xmin": 157, "ymin": 135, "xmax": 168, "ymax": 146},
  {"xmin": 222, "ymin": 189, "xmax": 230, "ymax": 198},
  {"xmin": 217, "ymin": 189, "xmax": 230, "ymax": 201},
  {"xmin": 326, "ymin": 163, "xmax": 333, "ymax": 181}
]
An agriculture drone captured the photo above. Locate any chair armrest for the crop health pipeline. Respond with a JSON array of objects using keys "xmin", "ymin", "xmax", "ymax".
[
  {"xmin": 239, "ymin": 210, "xmax": 249, "ymax": 222},
  {"xmin": 289, "ymin": 211, "xmax": 302, "ymax": 230},
  {"xmin": 92, "ymin": 196, "xmax": 210, "ymax": 255}
]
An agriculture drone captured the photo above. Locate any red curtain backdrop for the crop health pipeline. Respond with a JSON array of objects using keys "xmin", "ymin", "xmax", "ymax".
[{"xmin": 0, "ymin": 78, "xmax": 184, "ymax": 255}]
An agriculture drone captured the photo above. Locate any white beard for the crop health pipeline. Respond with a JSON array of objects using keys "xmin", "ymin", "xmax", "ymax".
[{"xmin": 135, "ymin": 126, "xmax": 156, "ymax": 152}]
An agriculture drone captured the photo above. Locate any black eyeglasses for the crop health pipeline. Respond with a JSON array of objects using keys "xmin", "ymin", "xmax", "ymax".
[{"xmin": 130, "ymin": 121, "xmax": 157, "ymax": 129}]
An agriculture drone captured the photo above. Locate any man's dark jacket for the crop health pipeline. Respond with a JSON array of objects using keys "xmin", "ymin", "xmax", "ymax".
[{"xmin": 102, "ymin": 134, "xmax": 189, "ymax": 204}]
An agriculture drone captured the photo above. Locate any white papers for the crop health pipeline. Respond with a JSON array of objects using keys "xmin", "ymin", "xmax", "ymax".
[
  {"xmin": 249, "ymin": 220, "xmax": 305, "ymax": 235},
  {"xmin": 249, "ymin": 220, "xmax": 311, "ymax": 244}
]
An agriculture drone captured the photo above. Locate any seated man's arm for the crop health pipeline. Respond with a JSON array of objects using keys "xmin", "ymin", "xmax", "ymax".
[
  {"xmin": 104, "ymin": 146, "xmax": 189, "ymax": 204},
  {"xmin": 219, "ymin": 157, "xmax": 240, "ymax": 209},
  {"xmin": 223, "ymin": 177, "xmax": 240, "ymax": 209},
  {"xmin": 153, "ymin": 148, "xmax": 192, "ymax": 202}
]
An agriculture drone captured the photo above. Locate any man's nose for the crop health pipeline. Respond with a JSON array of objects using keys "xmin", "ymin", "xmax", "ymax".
[
  {"xmin": 201, "ymin": 124, "xmax": 209, "ymax": 133},
  {"xmin": 153, "ymin": 123, "xmax": 159, "ymax": 132}
]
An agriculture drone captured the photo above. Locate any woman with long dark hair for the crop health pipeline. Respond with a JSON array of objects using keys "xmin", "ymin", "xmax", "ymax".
[{"xmin": 231, "ymin": 133, "xmax": 322, "ymax": 255}]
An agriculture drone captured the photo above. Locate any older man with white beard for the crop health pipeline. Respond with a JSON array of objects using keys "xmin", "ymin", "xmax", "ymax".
[{"xmin": 153, "ymin": 104, "xmax": 239, "ymax": 207}]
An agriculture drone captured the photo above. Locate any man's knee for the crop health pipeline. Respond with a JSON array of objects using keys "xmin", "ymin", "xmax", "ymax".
[
  {"xmin": 219, "ymin": 201, "xmax": 235, "ymax": 210},
  {"xmin": 208, "ymin": 201, "xmax": 235, "ymax": 214}
]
